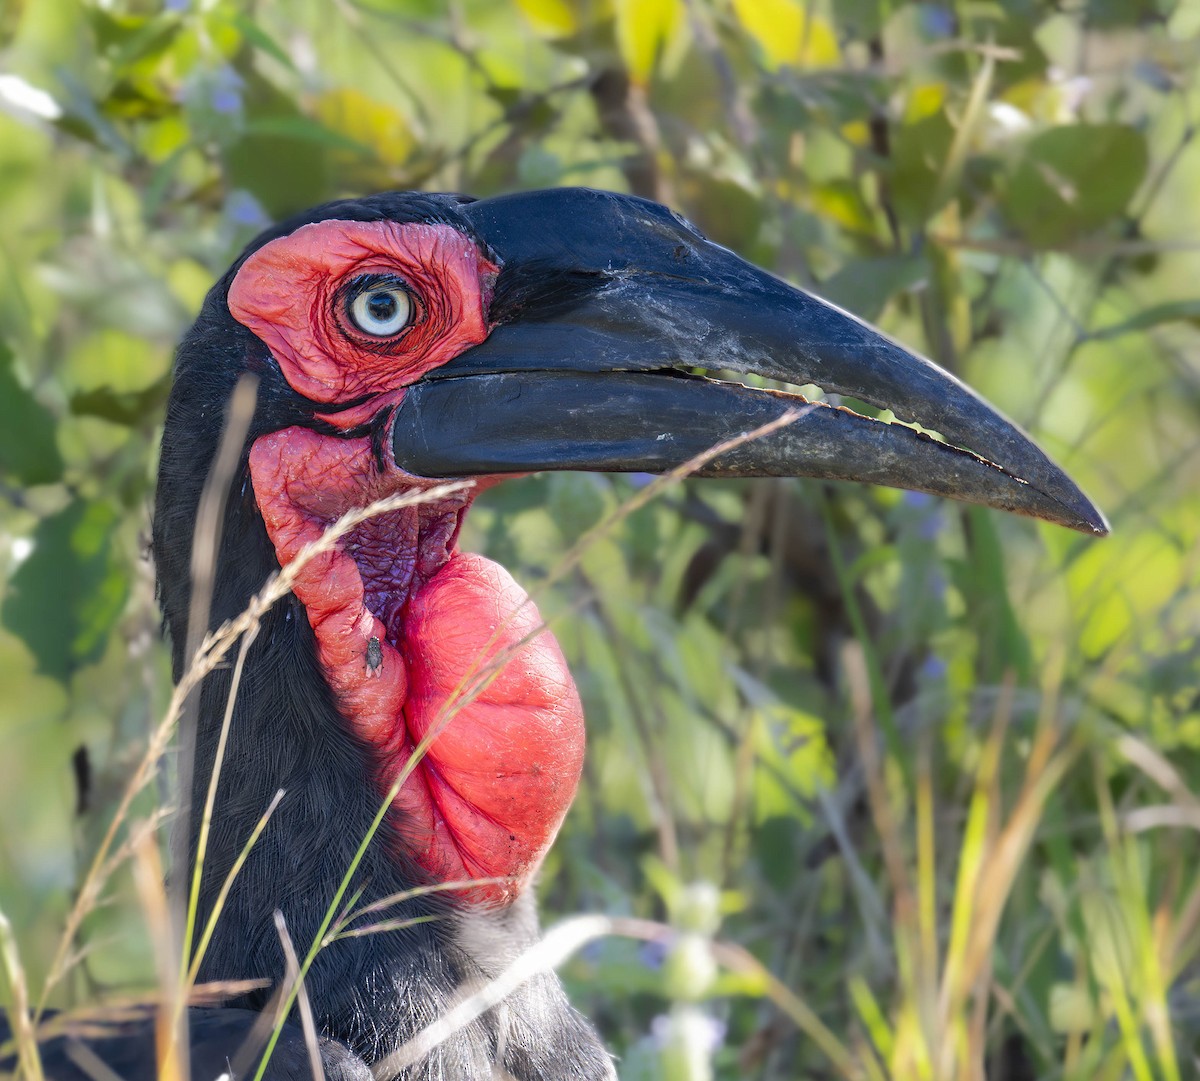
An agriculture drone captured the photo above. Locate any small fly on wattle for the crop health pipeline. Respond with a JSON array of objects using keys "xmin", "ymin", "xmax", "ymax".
[{"xmin": 366, "ymin": 635, "xmax": 383, "ymax": 677}]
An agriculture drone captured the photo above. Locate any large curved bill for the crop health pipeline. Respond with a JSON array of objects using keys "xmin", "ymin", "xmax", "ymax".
[{"xmin": 392, "ymin": 188, "xmax": 1107, "ymax": 535}]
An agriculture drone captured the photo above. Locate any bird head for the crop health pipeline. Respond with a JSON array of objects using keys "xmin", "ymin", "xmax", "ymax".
[{"xmin": 154, "ymin": 186, "xmax": 1105, "ymax": 906}]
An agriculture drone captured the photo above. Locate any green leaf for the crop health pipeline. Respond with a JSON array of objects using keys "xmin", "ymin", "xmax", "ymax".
[
  {"xmin": 228, "ymin": 12, "xmax": 298, "ymax": 71},
  {"xmin": 314, "ymin": 88, "xmax": 414, "ymax": 169},
  {"xmin": 951, "ymin": 507, "xmax": 1032, "ymax": 684},
  {"xmin": 818, "ymin": 254, "xmax": 928, "ymax": 323},
  {"xmin": 69, "ymin": 375, "xmax": 170, "ymax": 427},
  {"xmin": 242, "ymin": 115, "xmax": 371, "ymax": 153},
  {"xmin": 224, "ymin": 70, "xmax": 330, "ymax": 216},
  {"xmin": 1003, "ymin": 124, "xmax": 1148, "ymax": 247},
  {"xmin": 102, "ymin": 76, "xmax": 177, "ymax": 121},
  {"xmin": 1089, "ymin": 299, "xmax": 1200, "ymax": 341},
  {"xmin": 3, "ymin": 499, "xmax": 130, "ymax": 683},
  {"xmin": 0, "ymin": 341, "xmax": 63, "ymax": 486},
  {"xmin": 88, "ymin": 9, "xmax": 178, "ymax": 66},
  {"xmin": 548, "ymin": 472, "xmax": 611, "ymax": 542},
  {"xmin": 890, "ymin": 111, "xmax": 956, "ymax": 227}
]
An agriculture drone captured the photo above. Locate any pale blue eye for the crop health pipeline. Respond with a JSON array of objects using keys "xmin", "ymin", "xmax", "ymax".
[{"xmin": 348, "ymin": 281, "xmax": 412, "ymax": 336}]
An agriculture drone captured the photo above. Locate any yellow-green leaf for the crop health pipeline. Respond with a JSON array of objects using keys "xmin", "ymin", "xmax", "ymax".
[
  {"xmin": 314, "ymin": 87, "xmax": 414, "ymax": 169},
  {"xmin": 614, "ymin": 0, "xmax": 684, "ymax": 82},
  {"xmin": 732, "ymin": 0, "xmax": 840, "ymax": 70},
  {"xmin": 905, "ymin": 82, "xmax": 947, "ymax": 124},
  {"xmin": 513, "ymin": 0, "xmax": 577, "ymax": 37}
]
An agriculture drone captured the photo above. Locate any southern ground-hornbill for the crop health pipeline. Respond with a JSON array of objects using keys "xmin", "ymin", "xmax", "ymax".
[{"xmin": 5, "ymin": 188, "xmax": 1106, "ymax": 1079}]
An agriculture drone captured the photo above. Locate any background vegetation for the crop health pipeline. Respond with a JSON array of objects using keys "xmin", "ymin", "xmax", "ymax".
[{"xmin": 1, "ymin": 0, "xmax": 1198, "ymax": 1077}]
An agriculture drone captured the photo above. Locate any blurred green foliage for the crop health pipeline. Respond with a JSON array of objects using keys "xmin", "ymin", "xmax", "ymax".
[{"xmin": 1, "ymin": 0, "xmax": 1199, "ymax": 1077}]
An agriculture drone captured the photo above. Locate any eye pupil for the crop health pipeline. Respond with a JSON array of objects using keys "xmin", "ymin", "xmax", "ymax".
[
  {"xmin": 367, "ymin": 292, "xmax": 396, "ymax": 321},
  {"xmin": 346, "ymin": 277, "xmax": 412, "ymax": 337}
]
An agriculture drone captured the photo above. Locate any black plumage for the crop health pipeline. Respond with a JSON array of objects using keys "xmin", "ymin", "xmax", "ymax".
[{"xmin": 148, "ymin": 193, "xmax": 613, "ymax": 1078}]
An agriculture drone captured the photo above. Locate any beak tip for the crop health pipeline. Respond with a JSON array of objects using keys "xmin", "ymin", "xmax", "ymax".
[
  {"xmin": 1050, "ymin": 490, "xmax": 1109, "ymax": 537},
  {"xmin": 1083, "ymin": 508, "xmax": 1111, "ymax": 537}
]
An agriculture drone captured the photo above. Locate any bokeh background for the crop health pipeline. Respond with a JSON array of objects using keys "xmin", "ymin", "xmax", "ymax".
[{"xmin": 2, "ymin": 1, "xmax": 1199, "ymax": 1077}]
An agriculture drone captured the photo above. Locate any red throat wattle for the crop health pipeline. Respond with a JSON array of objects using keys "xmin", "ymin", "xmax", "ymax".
[{"xmin": 232, "ymin": 219, "xmax": 585, "ymax": 906}]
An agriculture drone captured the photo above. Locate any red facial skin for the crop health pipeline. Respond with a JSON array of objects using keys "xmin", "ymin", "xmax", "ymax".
[
  {"xmin": 231, "ymin": 220, "xmax": 585, "ymax": 906},
  {"xmin": 230, "ymin": 219, "xmax": 498, "ymax": 427}
]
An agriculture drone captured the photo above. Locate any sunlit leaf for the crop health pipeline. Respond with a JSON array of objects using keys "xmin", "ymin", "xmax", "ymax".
[
  {"xmin": 614, "ymin": 0, "xmax": 684, "ymax": 82},
  {"xmin": 0, "ymin": 341, "xmax": 63, "ymax": 487},
  {"xmin": 101, "ymin": 77, "xmax": 177, "ymax": 121},
  {"xmin": 66, "ymin": 329, "xmax": 167, "ymax": 396},
  {"xmin": 315, "ymin": 87, "xmax": 415, "ymax": 169},
  {"xmin": 754, "ymin": 704, "xmax": 833, "ymax": 823},
  {"xmin": 1068, "ymin": 529, "xmax": 1183, "ymax": 659},
  {"xmin": 905, "ymin": 82, "xmax": 947, "ymax": 124},
  {"xmin": 513, "ymin": 0, "xmax": 577, "ymax": 37},
  {"xmin": 138, "ymin": 114, "xmax": 188, "ymax": 162},
  {"xmin": 731, "ymin": 0, "xmax": 840, "ymax": 70},
  {"xmin": 2, "ymin": 499, "xmax": 129, "ymax": 683},
  {"xmin": 840, "ymin": 119, "xmax": 870, "ymax": 146},
  {"xmin": 810, "ymin": 179, "xmax": 875, "ymax": 235}
]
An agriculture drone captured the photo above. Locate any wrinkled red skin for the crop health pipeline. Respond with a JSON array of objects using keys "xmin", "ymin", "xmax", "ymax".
[
  {"xmin": 233, "ymin": 221, "xmax": 584, "ymax": 906},
  {"xmin": 230, "ymin": 219, "xmax": 498, "ymax": 428}
]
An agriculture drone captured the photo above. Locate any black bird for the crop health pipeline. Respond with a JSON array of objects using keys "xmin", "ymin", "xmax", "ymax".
[{"xmin": 8, "ymin": 188, "xmax": 1106, "ymax": 1079}]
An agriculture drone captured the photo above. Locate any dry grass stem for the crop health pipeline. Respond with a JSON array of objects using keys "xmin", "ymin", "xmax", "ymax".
[
  {"xmin": 129, "ymin": 826, "xmax": 184, "ymax": 1081},
  {"xmin": 274, "ymin": 911, "xmax": 325, "ymax": 1081},
  {"xmin": 328, "ymin": 879, "xmax": 507, "ymax": 945},
  {"xmin": 0, "ymin": 909, "xmax": 43, "ymax": 1081},
  {"xmin": 174, "ymin": 375, "xmax": 262, "ymax": 996},
  {"xmin": 709, "ymin": 940, "xmax": 862, "ymax": 1080},
  {"xmin": 62, "ymin": 1038, "xmax": 124, "ymax": 1081},
  {"xmin": 37, "ymin": 479, "xmax": 473, "ymax": 1009},
  {"xmin": 183, "ymin": 623, "xmax": 261, "ymax": 975},
  {"xmin": 1116, "ymin": 733, "xmax": 1200, "ymax": 809},
  {"xmin": 226, "ymin": 977, "xmax": 298, "ymax": 1081},
  {"xmin": 184, "ymin": 789, "xmax": 285, "ymax": 989}
]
